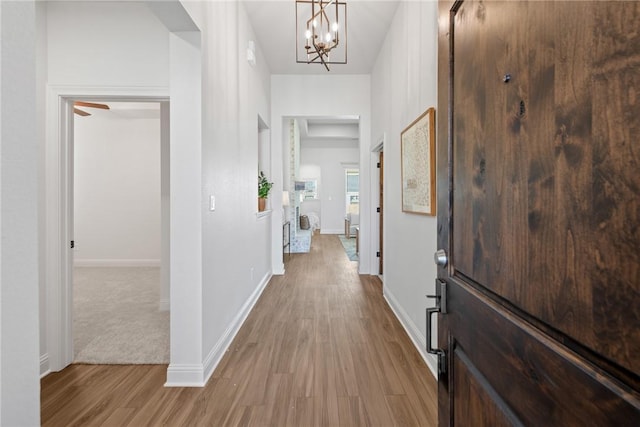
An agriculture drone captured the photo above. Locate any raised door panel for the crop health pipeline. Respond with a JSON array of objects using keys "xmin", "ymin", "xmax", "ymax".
[
  {"xmin": 451, "ymin": 0, "xmax": 640, "ymax": 377},
  {"xmin": 452, "ymin": 349, "xmax": 514, "ymax": 427},
  {"xmin": 447, "ymin": 280, "xmax": 640, "ymax": 426}
]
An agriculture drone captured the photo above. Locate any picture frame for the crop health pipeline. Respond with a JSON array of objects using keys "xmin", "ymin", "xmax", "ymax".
[{"xmin": 401, "ymin": 107, "xmax": 436, "ymax": 215}]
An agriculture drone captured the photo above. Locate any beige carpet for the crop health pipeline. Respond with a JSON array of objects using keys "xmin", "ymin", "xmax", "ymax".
[{"xmin": 73, "ymin": 267, "xmax": 169, "ymax": 364}]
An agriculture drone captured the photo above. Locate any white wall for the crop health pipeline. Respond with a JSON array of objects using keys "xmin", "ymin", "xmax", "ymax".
[
  {"xmin": 300, "ymin": 143, "xmax": 360, "ymax": 234},
  {"xmin": 160, "ymin": 102, "xmax": 170, "ymax": 310},
  {"xmin": 47, "ymin": 1, "xmax": 169, "ymax": 87},
  {"xmin": 44, "ymin": 1, "xmax": 172, "ymax": 374},
  {"xmin": 178, "ymin": 1, "xmax": 273, "ymax": 385},
  {"xmin": 167, "ymin": 29, "xmax": 203, "ymax": 385},
  {"xmin": 370, "ymin": 1, "xmax": 439, "ymax": 376},
  {"xmin": 43, "ymin": 0, "xmax": 273, "ymax": 388},
  {"xmin": 1, "ymin": 1, "xmax": 41, "ymax": 424},
  {"xmin": 74, "ymin": 110, "xmax": 161, "ymax": 266},
  {"xmin": 36, "ymin": 0, "xmax": 49, "ymax": 384},
  {"xmin": 271, "ymin": 75, "xmax": 371, "ymax": 273}
]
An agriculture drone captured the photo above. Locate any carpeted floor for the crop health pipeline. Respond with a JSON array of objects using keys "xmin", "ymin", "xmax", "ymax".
[
  {"xmin": 338, "ymin": 234, "xmax": 358, "ymax": 261},
  {"xmin": 73, "ymin": 267, "xmax": 169, "ymax": 364}
]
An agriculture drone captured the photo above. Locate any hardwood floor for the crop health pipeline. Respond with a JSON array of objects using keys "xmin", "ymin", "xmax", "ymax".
[{"xmin": 41, "ymin": 234, "xmax": 438, "ymax": 426}]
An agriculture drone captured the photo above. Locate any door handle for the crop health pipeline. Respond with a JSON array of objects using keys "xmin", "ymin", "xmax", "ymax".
[
  {"xmin": 434, "ymin": 249, "xmax": 448, "ymax": 266},
  {"xmin": 426, "ymin": 279, "xmax": 447, "ymax": 376},
  {"xmin": 426, "ymin": 307, "xmax": 442, "ymax": 355},
  {"xmin": 426, "ymin": 306, "xmax": 447, "ymax": 376}
]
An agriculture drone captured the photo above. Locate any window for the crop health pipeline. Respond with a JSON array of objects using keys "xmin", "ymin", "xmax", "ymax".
[
  {"xmin": 346, "ymin": 169, "xmax": 359, "ymax": 214},
  {"xmin": 299, "ymin": 180, "xmax": 318, "ymax": 200}
]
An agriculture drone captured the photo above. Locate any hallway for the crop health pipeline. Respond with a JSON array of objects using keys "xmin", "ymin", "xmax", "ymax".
[{"xmin": 41, "ymin": 234, "xmax": 437, "ymax": 426}]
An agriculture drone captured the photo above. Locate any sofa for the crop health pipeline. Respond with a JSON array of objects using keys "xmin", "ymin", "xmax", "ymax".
[{"xmin": 345, "ymin": 213, "xmax": 359, "ymax": 238}]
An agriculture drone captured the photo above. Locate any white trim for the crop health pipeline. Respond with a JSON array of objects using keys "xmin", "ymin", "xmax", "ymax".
[
  {"xmin": 383, "ymin": 286, "xmax": 438, "ymax": 379},
  {"xmin": 45, "ymin": 85, "xmax": 169, "ymax": 373},
  {"xmin": 273, "ymin": 263, "xmax": 285, "ymax": 275},
  {"xmin": 202, "ymin": 271, "xmax": 272, "ymax": 384},
  {"xmin": 73, "ymin": 259, "xmax": 161, "ymax": 267},
  {"xmin": 40, "ymin": 354, "xmax": 50, "ymax": 378},
  {"xmin": 371, "ymin": 132, "xmax": 385, "ymax": 152},
  {"xmin": 159, "ymin": 298, "xmax": 170, "ymax": 312},
  {"xmin": 320, "ymin": 228, "xmax": 344, "ymax": 235},
  {"xmin": 45, "ymin": 90, "xmax": 74, "ymax": 372},
  {"xmin": 256, "ymin": 210, "xmax": 272, "ymax": 220},
  {"xmin": 165, "ymin": 364, "xmax": 205, "ymax": 387},
  {"xmin": 341, "ymin": 162, "xmax": 359, "ymax": 169},
  {"xmin": 49, "ymin": 85, "xmax": 169, "ymax": 101},
  {"xmin": 165, "ymin": 271, "xmax": 272, "ymax": 387}
]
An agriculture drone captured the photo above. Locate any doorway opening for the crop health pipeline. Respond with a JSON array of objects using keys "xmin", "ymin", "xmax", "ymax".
[
  {"xmin": 283, "ymin": 116, "xmax": 360, "ymax": 257},
  {"xmin": 72, "ymin": 100, "xmax": 169, "ymax": 364},
  {"xmin": 46, "ymin": 94, "xmax": 170, "ymax": 371}
]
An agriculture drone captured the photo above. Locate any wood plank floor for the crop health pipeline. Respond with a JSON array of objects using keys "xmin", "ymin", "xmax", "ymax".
[{"xmin": 41, "ymin": 234, "xmax": 438, "ymax": 426}]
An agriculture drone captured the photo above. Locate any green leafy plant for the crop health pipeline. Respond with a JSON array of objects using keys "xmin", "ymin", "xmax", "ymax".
[{"xmin": 258, "ymin": 171, "xmax": 273, "ymax": 199}]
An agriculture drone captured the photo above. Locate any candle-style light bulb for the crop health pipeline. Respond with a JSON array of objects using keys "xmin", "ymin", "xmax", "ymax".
[{"xmin": 332, "ymin": 22, "xmax": 339, "ymax": 32}]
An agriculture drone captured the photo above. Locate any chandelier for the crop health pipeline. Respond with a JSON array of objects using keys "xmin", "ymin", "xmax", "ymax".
[{"xmin": 295, "ymin": 0, "xmax": 347, "ymax": 71}]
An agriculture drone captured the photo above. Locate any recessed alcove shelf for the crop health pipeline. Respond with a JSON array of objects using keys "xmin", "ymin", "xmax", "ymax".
[{"xmin": 256, "ymin": 210, "xmax": 272, "ymax": 220}]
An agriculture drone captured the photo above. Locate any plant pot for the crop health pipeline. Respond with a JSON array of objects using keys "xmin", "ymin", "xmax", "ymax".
[{"xmin": 258, "ymin": 197, "xmax": 267, "ymax": 212}]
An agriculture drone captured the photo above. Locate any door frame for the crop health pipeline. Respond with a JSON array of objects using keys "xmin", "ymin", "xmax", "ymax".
[
  {"xmin": 371, "ymin": 133, "xmax": 385, "ymax": 278},
  {"xmin": 378, "ymin": 151, "xmax": 383, "ymax": 275},
  {"xmin": 435, "ymin": 1, "xmax": 456, "ymax": 424},
  {"xmin": 45, "ymin": 86, "xmax": 169, "ymax": 373}
]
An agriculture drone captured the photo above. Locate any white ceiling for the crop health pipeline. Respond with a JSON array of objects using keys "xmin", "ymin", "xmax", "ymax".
[
  {"xmin": 76, "ymin": 102, "xmax": 160, "ymax": 120},
  {"xmin": 299, "ymin": 116, "xmax": 360, "ymax": 147},
  {"xmin": 243, "ymin": 1, "xmax": 397, "ymax": 144},
  {"xmin": 80, "ymin": 2, "xmax": 399, "ymax": 137},
  {"xmin": 242, "ymin": 0, "xmax": 400, "ymax": 75}
]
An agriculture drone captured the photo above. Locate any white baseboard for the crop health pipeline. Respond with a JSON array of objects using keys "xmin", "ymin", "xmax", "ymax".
[
  {"xmin": 40, "ymin": 353, "xmax": 50, "ymax": 378},
  {"xmin": 74, "ymin": 259, "xmax": 161, "ymax": 267},
  {"xmin": 383, "ymin": 286, "xmax": 438, "ymax": 379},
  {"xmin": 273, "ymin": 262, "xmax": 285, "ymax": 275},
  {"xmin": 165, "ymin": 271, "xmax": 272, "ymax": 387},
  {"xmin": 165, "ymin": 364, "xmax": 205, "ymax": 387},
  {"xmin": 202, "ymin": 270, "xmax": 272, "ymax": 384},
  {"xmin": 320, "ymin": 228, "xmax": 344, "ymax": 235}
]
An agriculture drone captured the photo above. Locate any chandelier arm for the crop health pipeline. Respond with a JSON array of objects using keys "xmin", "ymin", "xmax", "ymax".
[
  {"xmin": 296, "ymin": 0, "xmax": 345, "ymax": 71},
  {"xmin": 317, "ymin": 51, "xmax": 330, "ymax": 71}
]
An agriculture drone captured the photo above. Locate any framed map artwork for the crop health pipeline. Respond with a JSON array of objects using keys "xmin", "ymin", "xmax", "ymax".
[{"xmin": 401, "ymin": 107, "xmax": 436, "ymax": 215}]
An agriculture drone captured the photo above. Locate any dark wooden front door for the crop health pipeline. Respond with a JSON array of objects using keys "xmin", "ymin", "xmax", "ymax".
[{"xmin": 436, "ymin": 1, "xmax": 640, "ymax": 424}]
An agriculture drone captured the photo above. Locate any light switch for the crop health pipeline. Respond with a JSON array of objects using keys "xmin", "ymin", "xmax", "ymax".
[{"xmin": 209, "ymin": 195, "xmax": 215, "ymax": 211}]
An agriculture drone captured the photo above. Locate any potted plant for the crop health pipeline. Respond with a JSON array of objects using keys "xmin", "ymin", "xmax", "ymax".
[{"xmin": 258, "ymin": 171, "xmax": 273, "ymax": 212}]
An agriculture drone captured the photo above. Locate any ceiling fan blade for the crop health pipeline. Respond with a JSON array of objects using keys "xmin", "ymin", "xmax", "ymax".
[
  {"xmin": 74, "ymin": 101, "xmax": 110, "ymax": 110},
  {"xmin": 74, "ymin": 108, "xmax": 91, "ymax": 117}
]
